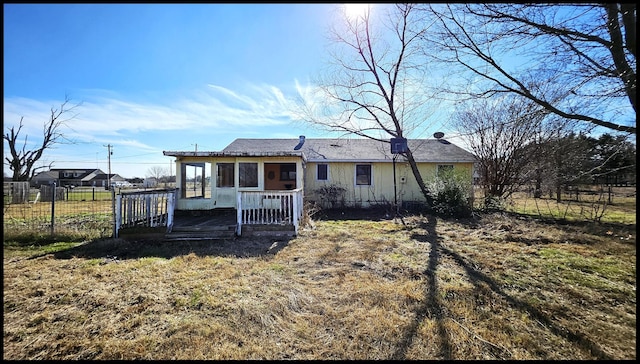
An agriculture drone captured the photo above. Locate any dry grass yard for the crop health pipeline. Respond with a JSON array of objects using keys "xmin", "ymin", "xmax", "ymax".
[{"xmin": 3, "ymin": 207, "xmax": 636, "ymax": 360}]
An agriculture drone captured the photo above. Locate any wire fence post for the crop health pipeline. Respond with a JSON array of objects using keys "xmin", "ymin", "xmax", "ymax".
[
  {"xmin": 111, "ymin": 188, "xmax": 116, "ymax": 238},
  {"xmin": 50, "ymin": 182, "xmax": 56, "ymax": 235}
]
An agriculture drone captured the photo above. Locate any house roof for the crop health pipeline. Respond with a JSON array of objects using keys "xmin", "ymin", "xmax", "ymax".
[
  {"xmin": 46, "ymin": 168, "xmax": 105, "ymax": 180},
  {"xmin": 163, "ymin": 150, "xmax": 306, "ymax": 160},
  {"xmin": 164, "ymin": 137, "xmax": 477, "ymax": 163},
  {"xmin": 32, "ymin": 170, "xmax": 60, "ymax": 180},
  {"xmin": 32, "ymin": 169, "xmax": 125, "ymax": 182}
]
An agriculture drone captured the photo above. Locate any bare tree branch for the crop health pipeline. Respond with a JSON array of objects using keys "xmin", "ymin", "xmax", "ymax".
[
  {"xmin": 421, "ymin": 3, "xmax": 636, "ymax": 134},
  {"xmin": 296, "ymin": 4, "xmax": 438, "ymax": 203},
  {"xmin": 4, "ymin": 96, "xmax": 80, "ymax": 181}
]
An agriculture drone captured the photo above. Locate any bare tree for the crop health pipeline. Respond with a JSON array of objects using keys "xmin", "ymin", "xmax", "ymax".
[
  {"xmin": 4, "ymin": 96, "xmax": 79, "ymax": 181},
  {"xmin": 146, "ymin": 166, "xmax": 168, "ymax": 182},
  {"xmin": 296, "ymin": 4, "xmax": 437, "ymax": 202},
  {"xmin": 420, "ymin": 3, "xmax": 636, "ymax": 134},
  {"xmin": 451, "ymin": 95, "xmax": 553, "ymax": 202}
]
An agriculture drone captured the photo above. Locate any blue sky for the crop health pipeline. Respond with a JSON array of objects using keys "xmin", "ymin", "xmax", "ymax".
[
  {"xmin": 8, "ymin": 4, "xmax": 630, "ymax": 180},
  {"xmin": 5, "ymin": 3, "xmax": 393, "ymax": 179}
]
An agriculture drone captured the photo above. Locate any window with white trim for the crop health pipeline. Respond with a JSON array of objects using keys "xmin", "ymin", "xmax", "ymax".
[
  {"xmin": 437, "ymin": 164, "xmax": 454, "ymax": 176},
  {"xmin": 317, "ymin": 164, "xmax": 328, "ymax": 181},
  {"xmin": 355, "ymin": 164, "xmax": 372, "ymax": 185}
]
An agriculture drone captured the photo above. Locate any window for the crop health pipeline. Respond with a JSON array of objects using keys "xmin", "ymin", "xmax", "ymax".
[
  {"xmin": 437, "ymin": 164, "xmax": 454, "ymax": 176},
  {"xmin": 355, "ymin": 164, "xmax": 372, "ymax": 185},
  {"xmin": 216, "ymin": 163, "xmax": 234, "ymax": 187},
  {"xmin": 280, "ymin": 163, "xmax": 296, "ymax": 181},
  {"xmin": 317, "ymin": 164, "xmax": 328, "ymax": 181},
  {"xmin": 181, "ymin": 162, "xmax": 211, "ymax": 199},
  {"xmin": 239, "ymin": 162, "xmax": 258, "ymax": 187}
]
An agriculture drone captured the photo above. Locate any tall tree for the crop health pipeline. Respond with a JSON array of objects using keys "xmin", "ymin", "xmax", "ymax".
[
  {"xmin": 591, "ymin": 133, "xmax": 637, "ymax": 185},
  {"xmin": 451, "ymin": 95, "xmax": 551, "ymax": 202},
  {"xmin": 420, "ymin": 3, "xmax": 636, "ymax": 134},
  {"xmin": 547, "ymin": 132, "xmax": 595, "ymax": 202},
  {"xmin": 296, "ymin": 3, "xmax": 436, "ymax": 203},
  {"xmin": 4, "ymin": 97, "xmax": 79, "ymax": 181}
]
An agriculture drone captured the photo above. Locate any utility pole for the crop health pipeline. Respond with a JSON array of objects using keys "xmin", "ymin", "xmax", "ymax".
[{"xmin": 104, "ymin": 144, "xmax": 112, "ymax": 189}]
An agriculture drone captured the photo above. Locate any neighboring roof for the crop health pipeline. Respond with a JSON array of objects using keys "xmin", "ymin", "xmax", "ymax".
[
  {"xmin": 46, "ymin": 168, "xmax": 106, "ymax": 180},
  {"xmin": 94, "ymin": 173, "xmax": 125, "ymax": 181},
  {"xmin": 32, "ymin": 169, "xmax": 125, "ymax": 182},
  {"xmin": 32, "ymin": 170, "xmax": 60, "ymax": 180},
  {"xmin": 164, "ymin": 137, "xmax": 477, "ymax": 163}
]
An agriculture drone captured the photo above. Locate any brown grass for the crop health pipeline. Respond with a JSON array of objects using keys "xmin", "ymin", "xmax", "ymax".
[{"xmin": 3, "ymin": 208, "xmax": 636, "ymax": 360}]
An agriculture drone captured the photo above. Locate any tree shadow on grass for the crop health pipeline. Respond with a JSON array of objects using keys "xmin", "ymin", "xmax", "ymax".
[
  {"xmin": 389, "ymin": 215, "xmax": 454, "ymax": 360},
  {"xmin": 311, "ymin": 206, "xmax": 399, "ymax": 221},
  {"xmin": 49, "ymin": 235, "xmax": 292, "ymax": 261},
  {"xmin": 389, "ymin": 214, "xmax": 614, "ymax": 360}
]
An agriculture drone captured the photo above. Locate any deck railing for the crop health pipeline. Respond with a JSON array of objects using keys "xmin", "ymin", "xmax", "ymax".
[
  {"xmin": 115, "ymin": 189, "xmax": 177, "ymax": 237},
  {"xmin": 237, "ymin": 188, "xmax": 303, "ymax": 236}
]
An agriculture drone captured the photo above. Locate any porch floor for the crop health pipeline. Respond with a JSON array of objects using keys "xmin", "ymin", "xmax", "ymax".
[
  {"xmin": 167, "ymin": 208, "xmax": 296, "ymax": 240},
  {"xmin": 168, "ymin": 209, "xmax": 237, "ymax": 240},
  {"xmin": 171, "ymin": 208, "xmax": 237, "ymax": 228}
]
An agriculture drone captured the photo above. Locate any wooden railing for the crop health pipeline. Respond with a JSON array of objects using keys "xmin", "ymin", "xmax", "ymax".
[
  {"xmin": 237, "ymin": 188, "xmax": 303, "ymax": 236},
  {"xmin": 115, "ymin": 189, "xmax": 177, "ymax": 237}
]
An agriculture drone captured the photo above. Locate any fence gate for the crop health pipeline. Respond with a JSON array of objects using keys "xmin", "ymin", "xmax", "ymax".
[
  {"xmin": 3, "ymin": 181, "xmax": 30, "ymax": 204},
  {"xmin": 39, "ymin": 185, "xmax": 66, "ymax": 202}
]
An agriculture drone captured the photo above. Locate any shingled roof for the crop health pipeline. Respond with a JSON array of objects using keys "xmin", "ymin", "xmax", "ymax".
[{"xmin": 222, "ymin": 137, "xmax": 477, "ymax": 163}]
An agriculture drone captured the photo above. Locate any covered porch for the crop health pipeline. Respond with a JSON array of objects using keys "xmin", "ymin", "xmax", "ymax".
[{"xmin": 162, "ymin": 150, "xmax": 306, "ymax": 211}]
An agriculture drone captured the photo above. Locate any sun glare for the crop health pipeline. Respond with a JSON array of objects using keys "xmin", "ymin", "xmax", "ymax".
[{"xmin": 344, "ymin": 3, "xmax": 370, "ymax": 19}]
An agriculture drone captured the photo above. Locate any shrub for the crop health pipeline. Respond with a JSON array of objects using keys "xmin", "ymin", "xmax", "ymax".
[
  {"xmin": 482, "ymin": 195, "xmax": 507, "ymax": 211},
  {"xmin": 424, "ymin": 169, "xmax": 472, "ymax": 217},
  {"xmin": 314, "ymin": 184, "xmax": 347, "ymax": 209}
]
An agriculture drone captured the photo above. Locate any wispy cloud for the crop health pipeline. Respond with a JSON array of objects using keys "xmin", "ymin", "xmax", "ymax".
[
  {"xmin": 3, "ymin": 82, "xmax": 317, "ymax": 177},
  {"xmin": 4, "ymin": 82, "xmax": 305, "ymax": 143}
]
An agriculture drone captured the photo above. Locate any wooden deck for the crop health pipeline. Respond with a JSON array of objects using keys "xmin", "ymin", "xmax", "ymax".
[
  {"xmin": 115, "ymin": 189, "xmax": 302, "ymax": 240},
  {"xmin": 172, "ymin": 208, "xmax": 237, "ymax": 228},
  {"xmin": 166, "ymin": 208, "xmax": 296, "ymax": 240},
  {"xmin": 167, "ymin": 209, "xmax": 237, "ymax": 240}
]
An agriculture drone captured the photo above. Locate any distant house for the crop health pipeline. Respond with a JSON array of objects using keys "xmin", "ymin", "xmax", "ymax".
[
  {"xmin": 93, "ymin": 172, "xmax": 127, "ymax": 188},
  {"xmin": 163, "ymin": 136, "xmax": 477, "ymax": 211},
  {"xmin": 143, "ymin": 177, "xmax": 158, "ymax": 188},
  {"xmin": 31, "ymin": 168, "xmax": 126, "ymax": 188},
  {"xmin": 128, "ymin": 177, "xmax": 144, "ymax": 185}
]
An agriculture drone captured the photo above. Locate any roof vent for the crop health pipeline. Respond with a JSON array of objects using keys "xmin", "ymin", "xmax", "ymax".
[
  {"xmin": 294, "ymin": 135, "xmax": 305, "ymax": 150},
  {"xmin": 433, "ymin": 132, "xmax": 444, "ymax": 139}
]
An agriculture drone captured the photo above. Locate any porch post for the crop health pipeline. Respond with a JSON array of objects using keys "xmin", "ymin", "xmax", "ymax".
[
  {"xmin": 115, "ymin": 194, "xmax": 122, "ymax": 238},
  {"xmin": 292, "ymin": 190, "xmax": 299, "ymax": 234},
  {"xmin": 166, "ymin": 191, "xmax": 175, "ymax": 233},
  {"xmin": 236, "ymin": 191, "xmax": 242, "ymax": 236}
]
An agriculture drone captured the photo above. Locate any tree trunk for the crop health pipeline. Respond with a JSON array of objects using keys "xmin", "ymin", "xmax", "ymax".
[
  {"xmin": 534, "ymin": 178, "xmax": 542, "ymax": 198},
  {"xmin": 404, "ymin": 148, "xmax": 431, "ymax": 206}
]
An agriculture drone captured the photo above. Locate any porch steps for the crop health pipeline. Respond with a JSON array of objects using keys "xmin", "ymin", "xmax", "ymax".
[{"xmin": 239, "ymin": 223, "xmax": 297, "ymax": 237}]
